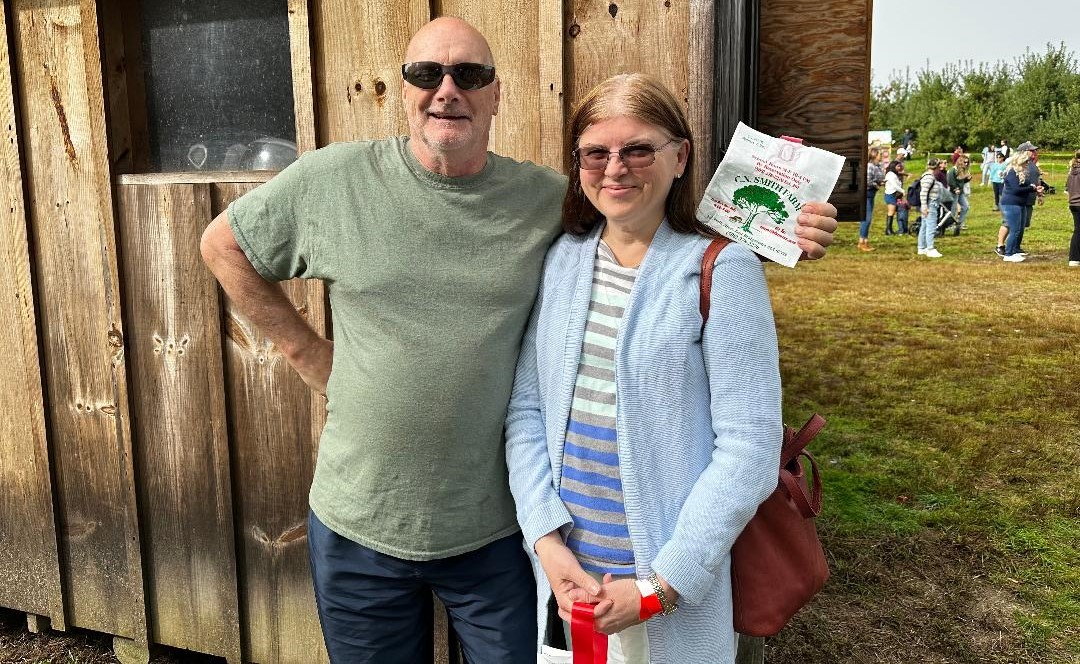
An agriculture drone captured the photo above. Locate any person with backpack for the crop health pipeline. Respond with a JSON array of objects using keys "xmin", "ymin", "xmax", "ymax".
[{"xmin": 917, "ymin": 159, "xmax": 946, "ymax": 258}]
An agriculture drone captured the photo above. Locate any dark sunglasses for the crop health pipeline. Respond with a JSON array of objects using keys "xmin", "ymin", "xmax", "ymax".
[
  {"xmin": 401, "ymin": 61, "xmax": 496, "ymax": 91},
  {"xmin": 572, "ymin": 139, "xmax": 679, "ymax": 170}
]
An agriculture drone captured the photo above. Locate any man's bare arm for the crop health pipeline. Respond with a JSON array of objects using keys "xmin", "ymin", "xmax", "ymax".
[{"xmin": 200, "ymin": 211, "xmax": 333, "ymax": 393}]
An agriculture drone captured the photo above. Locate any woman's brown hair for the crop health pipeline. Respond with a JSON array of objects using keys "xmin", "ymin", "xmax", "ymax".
[{"xmin": 561, "ymin": 73, "xmax": 714, "ymax": 237}]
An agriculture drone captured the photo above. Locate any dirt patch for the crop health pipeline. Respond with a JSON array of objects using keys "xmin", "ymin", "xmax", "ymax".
[
  {"xmin": 765, "ymin": 530, "xmax": 1049, "ymax": 664},
  {"xmin": 0, "ymin": 608, "xmax": 223, "ymax": 663}
]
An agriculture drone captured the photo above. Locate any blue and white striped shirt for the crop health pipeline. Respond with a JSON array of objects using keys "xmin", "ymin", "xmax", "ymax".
[{"xmin": 561, "ymin": 240, "xmax": 636, "ymax": 574}]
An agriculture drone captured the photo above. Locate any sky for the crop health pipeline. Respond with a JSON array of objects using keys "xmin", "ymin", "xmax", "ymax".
[{"xmin": 871, "ymin": 0, "xmax": 1080, "ymax": 89}]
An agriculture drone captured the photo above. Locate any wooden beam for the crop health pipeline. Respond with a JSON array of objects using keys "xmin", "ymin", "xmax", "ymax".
[
  {"xmin": 311, "ymin": 0, "xmax": 429, "ymax": 144},
  {"xmin": 564, "ymin": 0, "xmax": 690, "ymax": 130},
  {"xmin": 115, "ymin": 183, "xmax": 243, "ymax": 662},
  {"xmin": 97, "ymin": 0, "xmax": 150, "ymax": 174},
  {"xmin": 0, "ymin": 0, "xmax": 65, "ymax": 631},
  {"xmin": 537, "ymin": 0, "xmax": 566, "ymax": 172},
  {"xmin": 433, "ymin": 0, "xmax": 544, "ymax": 164},
  {"xmin": 117, "ymin": 171, "xmax": 276, "ymax": 186},
  {"xmin": 210, "ymin": 182, "xmax": 328, "ymax": 664},
  {"xmin": 11, "ymin": 0, "xmax": 146, "ymax": 641},
  {"xmin": 687, "ymin": 0, "xmax": 715, "ymax": 202}
]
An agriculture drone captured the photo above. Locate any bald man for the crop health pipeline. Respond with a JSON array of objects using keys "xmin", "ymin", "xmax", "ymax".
[{"xmin": 201, "ymin": 17, "xmax": 839, "ymax": 662}]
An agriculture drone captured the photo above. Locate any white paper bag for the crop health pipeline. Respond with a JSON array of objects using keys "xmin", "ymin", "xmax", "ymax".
[{"xmin": 696, "ymin": 122, "xmax": 845, "ymax": 267}]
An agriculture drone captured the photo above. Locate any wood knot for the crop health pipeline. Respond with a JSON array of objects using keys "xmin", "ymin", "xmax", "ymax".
[
  {"xmin": 608, "ymin": 3, "xmax": 618, "ymax": 18},
  {"xmin": 107, "ymin": 326, "xmax": 123, "ymax": 348},
  {"xmin": 374, "ymin": 80, "xmax": 387, "ymax": 96},
  {"xmin": 568, "ymin": 23, "xmax": 581, "ymax": 38},
  {"xmin": 354, "ymin": 80, "xmax": 363, "ymax": 92}
]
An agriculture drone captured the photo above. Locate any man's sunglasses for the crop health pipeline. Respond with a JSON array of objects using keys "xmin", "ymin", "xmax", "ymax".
[
  {"xmin": 572, "ymin": 139, "xmax": 679, "ymax": 170},
  {"xmin": 401, "ymin": 61, "xmax": 496, "ymax": 91}
]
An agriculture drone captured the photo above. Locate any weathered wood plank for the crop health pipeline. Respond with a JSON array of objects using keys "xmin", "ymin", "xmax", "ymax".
[
  {"xmin": 98, "ymin": 0, "xmax": 150, "ymax": 174},
  {"xmin": 564, "ymin": 0, "xmax": 690, "ymax": 131},
  {"xmin": 288, "ymin": 0, "xmax": 317, "ymax": 155},
  {"xmin": 687, "ymin": 0, "xmax": 715, "ymax": 202},
  {"xmin": 115, "ymin": 183, "xmax": 242, "ymax": 661},
  {"xmin": 757, "ymin": 0, "xmax": 871, "ymax": 219},
  {"xmin": 311, "ymin": 0, "xmax": 429, "ymax": 144},
  {"xmin": 285, "ymin": 0, "xmax": 329, "ymax": 459},
  {"xmin": 117, "ymin": 171, "xmax": 277, "ymax": 186},
  {"xmin": 210, "ymin": 182, "xmax": 327, "ymax": 664},
  {"xmin": 537, "ymin": 0, "xmax": 566, "ymax": 171},
  {"xmin": 11, "ymin": 0, "xmax": 145, "ymax": 640},
  {"xmin": 434, "ymin": 0, "xmax": 543, "ymax": 164},
  {"xmin": 0, "ymin": 0, "xmax": 65, "ymax": 630},
  {"xmin": 712, "ymin": 0, "xmax": 759, "ymax": 159}
]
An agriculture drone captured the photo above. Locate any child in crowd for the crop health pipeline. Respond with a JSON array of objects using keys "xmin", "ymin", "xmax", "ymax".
[{"xmin": 987, "ymin": 152, "xmax": 1007, "ymax": 211}]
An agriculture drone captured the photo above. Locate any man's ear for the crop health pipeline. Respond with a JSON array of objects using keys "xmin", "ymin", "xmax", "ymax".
[{"xmin": 492, "ymin": 77, "xmax": 501, "ymax": 116}]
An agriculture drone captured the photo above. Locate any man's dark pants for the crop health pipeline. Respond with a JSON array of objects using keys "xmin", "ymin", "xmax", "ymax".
[{"xmin": 308, "ymin": 511, "xmax": 537, "ymax": 663}]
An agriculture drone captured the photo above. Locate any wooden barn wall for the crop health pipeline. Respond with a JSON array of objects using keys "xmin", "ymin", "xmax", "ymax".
[
  {"xmin": 10, "ymin": 0, "xmax": 147, "ymax": 643},
  {"xmin": 756, "ymin": 0, "xmax": 872, "ymax": 220},
  {"xmin": 0, "ymin": 0, "xmax": 870, "ymax": 662},
  {"xmin": 0, "ymin": 0, "xmax": 65, "ymax": 630}
]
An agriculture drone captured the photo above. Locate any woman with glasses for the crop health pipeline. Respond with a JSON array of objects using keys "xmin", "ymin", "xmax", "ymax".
[{"xmin": 506, "ymin": 73, "xmax": 808, "ymax": 662}]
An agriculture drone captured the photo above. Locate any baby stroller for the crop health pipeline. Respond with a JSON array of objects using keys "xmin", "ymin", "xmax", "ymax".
[{"xmin": 1040, "ymin": 178, "xmax": 1056, "ymax": 195}]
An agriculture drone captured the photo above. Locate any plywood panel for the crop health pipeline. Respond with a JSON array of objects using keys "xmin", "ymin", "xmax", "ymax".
[
  {"xmin": 433, "ymin": 0, "xmax": 543, "ymax": 164},
  {"xmin": 564, "ymin": 0, "xmax": 690, "ymax": 136},
  {"xmin": 116, "ymin": 183, "xmax": 241, "ymax": 661},
  {"xmin": 311, "ymin": 0, "xmax": 429, "ymax": 144},
  {"xmin": 11, "ymin": 0, "xmax": 145, "ymax": 639},
  {"xmin": 757, "ymin": 0, "xmax": 871, "ymax": 219},
  {"xmin": 0, "ymin": 0, "xmax": 64, "ymax": 629},
  {"xmin": 210, "ymin": 182, "xmax": 327, "ymax": 664}
]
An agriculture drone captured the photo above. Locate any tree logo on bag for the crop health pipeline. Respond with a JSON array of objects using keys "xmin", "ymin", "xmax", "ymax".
[{"xmin": 732, "ymin": 185, "xmax": 787, "ymax": 233}]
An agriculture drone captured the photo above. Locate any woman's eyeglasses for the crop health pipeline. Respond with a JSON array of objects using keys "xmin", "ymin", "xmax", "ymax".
[
  {"xmin": 573, "ymin": 139, "xmax": 679, "ymax": 170},
  {"xmin": 401, "ymin": 62, "xmax": 496, "ymax": 90}
]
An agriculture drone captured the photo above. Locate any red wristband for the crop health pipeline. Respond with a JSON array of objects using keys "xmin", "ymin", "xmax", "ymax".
[{"xmin": 637, "ymin": 583, "xmax": 663, "ymax": 621}]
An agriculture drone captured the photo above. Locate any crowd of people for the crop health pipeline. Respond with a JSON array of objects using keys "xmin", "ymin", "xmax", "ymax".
[{"xmin": 863, "ymin": 137, "xmax": 1080, "ymax": 266}]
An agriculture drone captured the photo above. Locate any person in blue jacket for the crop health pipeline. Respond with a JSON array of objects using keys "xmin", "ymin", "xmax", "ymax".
[
  {"xmin": 504, "ymin": 73, "xmax": 827, "ymax": 663},
  {"xmin": 999, "ymin": 150, "xmax": 1043, "ymax": 262}
]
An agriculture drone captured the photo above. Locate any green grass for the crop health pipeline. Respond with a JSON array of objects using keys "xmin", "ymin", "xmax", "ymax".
[{"xmin": 761, "ymin": 171, "xmax": 1080, "ymax": 663}]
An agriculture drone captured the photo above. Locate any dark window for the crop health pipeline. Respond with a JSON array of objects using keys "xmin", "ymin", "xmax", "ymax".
[{"xmin": 140, "ymin": 0, "xmax": 297, "ymax": 172}]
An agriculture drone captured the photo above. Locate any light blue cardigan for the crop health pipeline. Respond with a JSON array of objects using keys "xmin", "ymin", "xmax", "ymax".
[{"xmin": 505, "ymin": 221, "xmax": 783, "ymax": 662}]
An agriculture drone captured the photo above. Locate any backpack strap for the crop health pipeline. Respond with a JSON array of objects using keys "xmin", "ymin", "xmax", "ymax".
[{"xmin": 699, "ymin": 236, "xmax": 733, "ymax": 331}]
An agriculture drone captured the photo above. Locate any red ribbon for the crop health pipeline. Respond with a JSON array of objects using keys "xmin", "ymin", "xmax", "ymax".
[
  {"xmin": 571, "ymin": 602, "xmax": 608, "ymax": 664},
  {"xmin": 639, "ymin": 592, "xmax": 662, "ymax": 621}
]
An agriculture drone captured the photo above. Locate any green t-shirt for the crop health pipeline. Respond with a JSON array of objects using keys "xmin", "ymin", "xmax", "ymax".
[{"xmin": 228, "ymin": 136, "xmax": 566, "ymax": 559}]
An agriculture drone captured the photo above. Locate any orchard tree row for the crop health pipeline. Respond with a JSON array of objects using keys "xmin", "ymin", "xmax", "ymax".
[{"xmin": 871, "ymin": 43, "xmax": 1080, "ymax": 152}]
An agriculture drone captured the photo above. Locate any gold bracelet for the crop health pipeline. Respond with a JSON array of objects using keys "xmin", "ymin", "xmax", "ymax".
[{"xmin": 647, "ymin": 573, "xmax": 677, "ymax": 615}]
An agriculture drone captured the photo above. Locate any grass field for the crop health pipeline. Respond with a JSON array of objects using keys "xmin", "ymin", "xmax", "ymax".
[{"xmin": 763, "ymin": 156, "xmax": 1079, "ymax": 662}]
